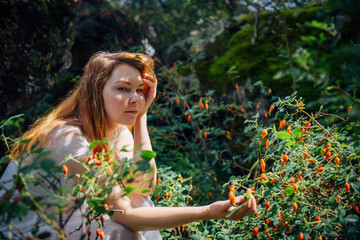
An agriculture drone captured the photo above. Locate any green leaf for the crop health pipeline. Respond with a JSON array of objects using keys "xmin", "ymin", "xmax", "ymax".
[
  {"xmin": 244, "ymin": 193, "xmax": 250, "ymax": 201},
  {"xmin": 250, "ymin": 160, "xmax": 258, "ymax": 172},
  {"xmin": 285, "ymin": 140, "xmax": 296, "ymax": 147},
  {"xmin": 140, "ymin": 189, "xmax": 151, "ymax": 193},
  {"xmin": 285, "ymin": 187, "xmax": 295, "ymax": 196},
  {"xmin": 292, "ymin": 128, "xmax": 302, "ymax": 140},
  {"xmin": 135, "ymin": 160, "xmax": 151, "ymax": 172},
  {"xmin": 122, "ymin": 186, "xmax": 138, "ymax": 196},
  {"xmin": 40, "ymin": 159, "xmax": 56, "ymax": 170},
  {"xmin": 345, "ymin": 214, "xmax": 359, "ymax": 223},
  {"xmin": 277, "ymin": 131, "xmax": 292, "ymax": 140},
  {"xmin": 141, "ymin": 150, "xmax": 157, "ymax": 160}
]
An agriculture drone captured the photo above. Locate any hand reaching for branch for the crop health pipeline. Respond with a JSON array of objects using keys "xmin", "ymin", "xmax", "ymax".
[{"xmin": 207, "ymin": 189, "xmax": 257, "ymax": 221}]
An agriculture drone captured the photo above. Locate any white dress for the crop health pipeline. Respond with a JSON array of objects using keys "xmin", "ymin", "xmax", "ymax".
[{"xmin": 0, "ymin": 125, "xmax": 162, "ymax": 240}]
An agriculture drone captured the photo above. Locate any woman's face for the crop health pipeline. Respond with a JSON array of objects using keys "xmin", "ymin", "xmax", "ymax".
[{"xmin": 103, "ymin": 64, "xmax": 145, "ymax": 130}]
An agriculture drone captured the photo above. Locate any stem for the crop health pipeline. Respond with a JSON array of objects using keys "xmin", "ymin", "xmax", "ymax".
[{"xmin": 282, "ymin": 16, "xmax": 296, "ymax": 93}]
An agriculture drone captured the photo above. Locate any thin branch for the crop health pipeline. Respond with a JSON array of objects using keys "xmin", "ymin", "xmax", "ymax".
[
  {"xmin": 293, "ymin": 105, "xmax": 337, "ymax": 142},
  {"xmin": 10, "ymin": 223, "xmax": 42, "ymax": 240},
  {"xmin": 282, "ymin": 16, "xmax": 296, "ymax": 93},
  {"xmin": 316, "ymin": 112, "xmax": 346, "ymax": 122},
  {"xmin": 251, "ymin": 12, "xmax": 259, "ymax": 45}
]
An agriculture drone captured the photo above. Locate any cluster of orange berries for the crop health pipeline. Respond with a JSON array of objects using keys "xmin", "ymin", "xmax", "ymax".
[
  {"xmin": 228, "ymin": 185, "xmax": 236, "ymax": 206},
  {"xmin": 264, "ymin": 105, "xmax": 275, "ymax": 118}
]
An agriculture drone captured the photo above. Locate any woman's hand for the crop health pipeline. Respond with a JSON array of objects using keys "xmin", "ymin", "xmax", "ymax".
[
  {"xmin": 207, "ymin": 189, "xmax": 257, "ymax": 221},
  {"xmin": 138, "ymin": 71, "xmax": 157, "ymax": 118}
]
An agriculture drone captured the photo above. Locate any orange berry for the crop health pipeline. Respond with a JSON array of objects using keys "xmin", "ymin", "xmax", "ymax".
[
  {"xmin": 315, "ymin": 167, "xmax": 324, "ymax": 173},
  {"xmin": 293, "ymin": 184, "xmax": 298, "ymax": 193},
  {"xmin": 314, "ymin": 216, "xmax": 321, "ymax": 225},
  {"xmin": 204, "ymin": 131, "xmax": 208, "ymax": 139},
  {"xmin": 289, "ymin": 177, "xmax": 295, "ymax": 184},
  {"xmin": 337, "ymin": 195, "xmax": 340, "ymax": 202},
  {"xmin": 287, "ymin": 126, "xmax": 292, "ymax": 134},
  {"xmin": 266, "ymin": 140, "xmax": 270, "ymax": 150},
  {"xmin": 199, "ymin": 101, "xmax": 204, "ymax": 109},
  {"xmin": 261, "ymin": 130, "xmax": 268, "ymax": 138},
  {"xmin": 62, "ymin": 164, "xmax": 68, "ymax": 177},
  {"xmin": 279, "ymin": 120, "xmax": 286, "ymax": 129},
  {"xmin": 208, "ymin": 192, "xmax": 212, "ymax": 197},
  {"xmin": 176, "ymin": 98, "xmax": 180, "ymax": 104},
  {"xmin": 188, "ymin": 115, "xmax": 192, "ymax": 121},
  {"xmin": 182, "ymin": 224, "xmax": 186, "ymax": 231},
  {"xmin": 252, "ymin": 227, "xmax": 259, "ymax": 236},
  {"xmin": 100, "ymin": 215, "xmax": 104, "ymax": 226},
  {"xmin": 205, "ymin": 103, "xmax": 209, "ymax": 110},
  {"xmin": 96, "ymin": 160, "xmax": 102, "ymax": 166},
  {"xmin": 282, "ymin": 154, "xmax": 289, "ymax": 165},
  {"xmin": 183, "ymin": 101, "xmax": 186, "ymax": 107},
  {"xmin": 266, "ymin": 229, "xmax": 270, "ymax": 236},
  {"xmin": 335, "ymin": 157, "xmax": 340, "ymax": 167},
  {"xmin": 261, "ymin": 159, "xmax": 266, "ymax": 173},
  {"xmin": 265, "ymin": 201, "xmax": 271, "ymax": 211},
  {"xmin": 293, "ymin": 202, "xmax": 298, "ymax": 213},
  {"xmin": 354, "ymin": 204, "xmax": 359, "ymax": 214},
  {"xmin": 260, "ymin": 173, "xmax": 267, "ymax": 179},
  {"xmin": 265, "ymin": 113, "xmax": 268, "ymax": 118},
  {"xmin": 325, "ymin": 151, "xmax": 331, "ymax": 160},
  {"xmin": 96, "ymin": 229, "xmax": 101, "ymax": 236},
  {"xmin": 307, "ymin": 158, "xmax": 314, "ymax": 163},
  {"xmin": 100, "ymin": 231, "xmax": 104, "ymax": 240},
  {"xmin": 281, "ymin": 194, "xmax": 285, "ymax": 199},
  {"xmin": 269, "ymin": 106, "xmax": 274, "ymax": 113},
  {"xmin": 157, "ymin": 178, "xmax": 161, "ymax": 185},
  {"xmin": 345, "ymin": 182, "xmax": 350, "ymax": 193}
]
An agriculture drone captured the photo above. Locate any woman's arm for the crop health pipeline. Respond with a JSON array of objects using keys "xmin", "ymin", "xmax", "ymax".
[
  {"xmin": 113, "ymin": 127, "xmax": 154, "ymax": 196},
  {"xmin": 131, "ymin": 70, "xmax": 157, "ymax": 190},
  {"xmin": 133, "ymin": 113, "xmax": 156, "ymax": 189},
  {"xmin": 109, "ymin": 187, "xmax": 257, "ymax": 231}
]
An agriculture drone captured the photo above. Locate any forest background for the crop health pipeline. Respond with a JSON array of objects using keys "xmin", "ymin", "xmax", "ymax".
[{"xmin": 0, "ymin": 0, "xmax": 359, "ymax": 239}]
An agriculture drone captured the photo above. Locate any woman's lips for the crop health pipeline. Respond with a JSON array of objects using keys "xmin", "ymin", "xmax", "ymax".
[{"xmin": 125, "ymin": 110, "xmax": 138, "ymax": 114}]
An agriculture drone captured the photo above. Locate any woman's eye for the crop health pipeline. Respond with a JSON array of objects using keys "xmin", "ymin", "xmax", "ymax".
[
  {"xmin": 118, "ymin": 87, "xmax": 127, "ymax": 91},
  {"xmin": 136, "ymin": 89, "xmax": 144, "ymax": 93}
]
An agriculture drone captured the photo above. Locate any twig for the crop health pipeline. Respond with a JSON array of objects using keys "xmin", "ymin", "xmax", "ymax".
[
  {"xmin": 316, "ymin": 112, "xmax": 346, "ymax": 122},
  {"xmin": 10, "ymin": 222, "xmax": 42, "ymax": 240},
  {"xmin": 251, "ymin": 12, "xmax": 259, "ymax": 45},
  {"xmin": 293, "ymin": 105, "xmax": 337, "ymax": 142},
  {"xmin": 282, "ymin": 16, "xmax": 296, "ymax": 93}
]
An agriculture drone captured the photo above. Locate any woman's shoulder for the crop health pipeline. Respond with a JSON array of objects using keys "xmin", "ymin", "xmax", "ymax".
[{"xmin": 46, "ymin": 121, "xmax": 90, "ymax": 163}]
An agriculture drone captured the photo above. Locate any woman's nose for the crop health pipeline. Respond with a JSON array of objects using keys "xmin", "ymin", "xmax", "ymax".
[{"xmin": 129, "ymin": 91, "xmax": 140, "ymax": 104}]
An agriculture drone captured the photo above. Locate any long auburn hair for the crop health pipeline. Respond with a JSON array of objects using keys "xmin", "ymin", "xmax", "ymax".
[{"xmin": 12, "ymin": 51, "xmax": 156, "ymax": 158}]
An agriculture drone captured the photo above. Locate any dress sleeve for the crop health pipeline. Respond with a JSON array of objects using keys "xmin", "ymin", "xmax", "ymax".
[{"xmin": 46, "ymin": 125, "xmax": 90, "ymax": 165}]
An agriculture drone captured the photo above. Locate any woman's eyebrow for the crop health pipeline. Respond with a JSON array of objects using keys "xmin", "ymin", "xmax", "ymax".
[{"xmin": 114, "ymin": 80, "xmax": 144, "ymax": 87}]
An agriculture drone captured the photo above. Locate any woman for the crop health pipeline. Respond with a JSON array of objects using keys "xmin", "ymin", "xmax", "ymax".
[{"xmin": 2, "ymin": 51, "xmax": 257, "ymax": 239}]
